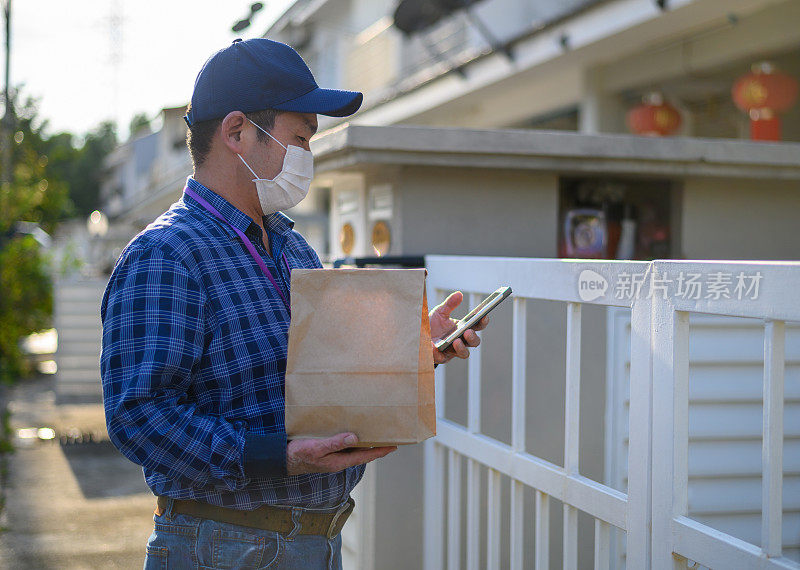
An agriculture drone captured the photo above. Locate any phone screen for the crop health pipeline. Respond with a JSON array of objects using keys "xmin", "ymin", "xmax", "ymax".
[{"xmin": 459, "ymin": 291, "xmax": 503, "ymax": 326}]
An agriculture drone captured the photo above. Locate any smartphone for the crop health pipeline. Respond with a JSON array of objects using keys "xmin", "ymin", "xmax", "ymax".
[{"xmin": 434, "ymin": 286, "xmax": 512, "ymax": 352}]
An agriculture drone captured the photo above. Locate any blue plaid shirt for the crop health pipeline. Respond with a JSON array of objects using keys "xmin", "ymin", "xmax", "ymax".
[{"xmin": 101, "ymin": 178, "xmax": 364, "ymax": 510}]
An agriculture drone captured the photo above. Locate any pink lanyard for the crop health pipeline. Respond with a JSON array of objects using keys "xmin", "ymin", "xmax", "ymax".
[{"xmin": 184, "ymin": 187, "xmax": 291, "ymax": 313}]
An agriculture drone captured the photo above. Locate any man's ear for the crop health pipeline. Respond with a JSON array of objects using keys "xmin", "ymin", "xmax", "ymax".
[{"xmin": 219, "ymin": 111, "xmax": 247, "ymax": 155}]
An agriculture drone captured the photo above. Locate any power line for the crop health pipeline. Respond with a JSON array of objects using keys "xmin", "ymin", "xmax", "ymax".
[{"xmin": 106, "ymin": 0, "xmax": 124, "ymax": 129}]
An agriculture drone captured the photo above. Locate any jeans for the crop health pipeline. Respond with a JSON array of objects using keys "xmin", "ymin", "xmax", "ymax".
[{"xmin": 143, "ymin": 499, "xmax": 344, "ymax": 570}]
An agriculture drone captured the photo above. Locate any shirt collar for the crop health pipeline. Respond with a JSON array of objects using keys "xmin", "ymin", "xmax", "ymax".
[
  {"xmin": 264, "ymin": 211, "xmax": 295, "ymax": 237},
  {"xmin": 184, "ymin": 178, "xmax": 295, "ymax": 238}
]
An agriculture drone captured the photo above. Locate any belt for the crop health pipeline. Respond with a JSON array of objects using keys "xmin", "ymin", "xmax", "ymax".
[{"xmin": 155, "ymin": 496, "xmax": 354, "ymax": 539}]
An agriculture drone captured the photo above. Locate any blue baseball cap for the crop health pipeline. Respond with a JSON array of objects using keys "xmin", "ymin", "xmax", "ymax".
[{"xmin": 184, "ymin": 38, "xmax": 363, "ymax": 126}]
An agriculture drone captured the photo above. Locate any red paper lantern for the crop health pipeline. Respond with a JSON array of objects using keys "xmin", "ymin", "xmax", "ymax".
[
  {"xmin": 626, "ymin": 94, "xmax": 682, "ymax": 136},
  {"xmin": 732, "ymin": 62, "xmax": 798, "ymax": 141}
]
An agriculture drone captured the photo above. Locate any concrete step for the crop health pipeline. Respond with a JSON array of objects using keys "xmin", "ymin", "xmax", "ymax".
[
  {"xmin": 54, "ymin": 330, "xmax": 102, "ymax": 344},
  {"xmin": 56, "ymin": 336, "xmax": 102, "ymax": 351},
  {"xmin": 56, "ymin": 325, "xmax": 101, "ymax": 337},
  {"xmin": 54, "ymin": 314, "xmax": 102, "ymax": 330},
  {"xmin": 57, "ymin": 368, "xmax": 102, "ymax": 383},
  {"xmin": 56, "ymin": 350, "xmax": 100, "ymax": 362},
  {"xmin": 55, "ymin": 290, "xmax": 106, "ymax": 305},
  {"xmin": 55, "ymin": 380, "xmax": 104, "ymax": 405},
  {"xmin": 55, "ymin": 279, "xmax": 107, "ymax": 293},
  {"xmin": 56, "ymin": 355, "xmax": 100, "ymax": 369},
  {"xmin": 55, "ymin": 302, "xmax": 102, "ymax": 317},
  {"xmin": 57, "ymin": 340, "xmax": 102, "ymax": 355}
]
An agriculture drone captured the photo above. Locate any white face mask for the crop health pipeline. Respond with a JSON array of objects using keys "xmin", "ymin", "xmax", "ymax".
[{"xmin": 238, "ymin": 119, "xmax": 314, "ymax": 215}]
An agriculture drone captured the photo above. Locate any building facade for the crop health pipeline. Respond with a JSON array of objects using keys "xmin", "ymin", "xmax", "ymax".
[
  {"xmin": 264, "ymin": 1, "xmax": 800, "ymax": 568},
  {"xmin": 92, "ymin": 2, "xmax": 800, "ymax": 567}
]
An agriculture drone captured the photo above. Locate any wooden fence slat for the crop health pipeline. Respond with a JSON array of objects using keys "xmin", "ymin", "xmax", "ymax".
[
  {"xmin": 510, "ymin": 480, "xmax": 524, "ymax": 570},
  {"xmin": 423, "ymin": 441, "xmax": 445, "ymax": 570},
  {"xmin": 564, "ymin": 504, "xmax": 579, "ymax": 570},
  {"xmin": 447, "ymin": 449, "xmax": 462, "ymax": 570},
  {"xmin": 594, "ymin": 519, "xmax": 611, "ymax": 570},
  {"xmin": 535, "ymin": 490, "xmax": 550, "ymax": 570},
  {"xmin": 466, "ymin": 459, "xmax": 480, "ymax": 570},
  {"xmin": 763, "ymin": 320, "xmax": 785, "ymax": 557},
  {"xmin": 512, "ymin": 297, "xmax": 527, "ymax": 452},
  {"xmin": 565, "ymin": 302, "xmax": 582, "ymax": 475},
  {"xmin": 487, "ymin": 469, "xmax": 501, "ymax": 570}
]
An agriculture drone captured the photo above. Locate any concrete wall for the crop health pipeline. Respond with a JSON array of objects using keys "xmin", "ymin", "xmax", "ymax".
[
  {"xmin": 364, "ymin": 165, "xmax": 612, "ymax": 569},
  {"xmin": 398, "ymin": 166, "xmax": 559, "ymax": 257},
  {"xmin": 682, "ymin": 177, "xmax": 800, "ymax": 260}
]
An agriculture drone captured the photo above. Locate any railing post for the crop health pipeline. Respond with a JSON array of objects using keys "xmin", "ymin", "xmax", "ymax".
[
  {"xmin": 564, "ymin": 302, "xmax": 582, "ymax": 570},
  {"xmin": 423, "ymin": 440, "xmax": 445, "ymax": 570},
  {"xmin": 466, "ymin": 459, "xmax": 480, "ymax": 570},
  {"xmin": 535, "ymin": 489, "xmax": 550, "ymax": 570},
  {"xmin": 424, "ymin": 287, "xmax": 448, "ymax": 570},
  {"xmin": 510, "ymin": 297, "xmax": 527, "ymax": 570},
  {"xmin": 651, "ymin": 294, "xmax": 690, "ymax": 569},
  {"xmin": 762, "ymin": 320, "xmax": 785, "ymax": 557},
  {"xmin": 627, "ymin": 294, "xmax": 653, "ymax": 569},
  {"xmin": 594, "ymin": 519, "xmax": 611, "ymax": 570},
  {"xmin": 447, "ymin": 449, "xmax": 462, "ymax": 570},
  {"xmin": 487, "ymin": 468, "xmax": 501, "ymax": 570},
  {"xmin": 467, "ymin": 292, "xmax": 483, "ymax": 434},
  {"xmin": 466, "ymin": 293, "xmax": 483, "ymax": 570}
]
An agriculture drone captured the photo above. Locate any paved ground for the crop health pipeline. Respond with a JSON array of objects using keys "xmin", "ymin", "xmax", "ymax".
[{"xmin": 0, "ymin": 376, "xmax": 155, "ymax": 569}]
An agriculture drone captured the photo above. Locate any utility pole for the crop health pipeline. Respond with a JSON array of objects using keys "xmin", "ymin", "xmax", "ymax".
[
  {"xmin": 1, "ymin": 0, "xmax": 12, "ymax": 186},
  {"xmin": 0, "ymin": 0, "xmax": 9, "ymax": 513},
  {"xmin": 107, "ymin": 0, "xmax": 122, "ymax": 129}
]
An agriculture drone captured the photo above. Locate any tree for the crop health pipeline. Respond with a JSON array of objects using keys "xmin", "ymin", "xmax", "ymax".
[
  {"xmin": 47, "ymin": 120, "xmax": 117, "ymax": 217},
  {"xmin": 129, "ymin": 112, "xmax": 151, "ymax": 137},
  {"xmin": 0, "ymin": 97, "xmax": 72, "ymax": 383},
  {"xmin": 0, "ymin": 94, "xmax": 119, "ymax": 383},
  {"xmin": 9, "ymin": 97, "xmax": 74, "ymax": 230}
]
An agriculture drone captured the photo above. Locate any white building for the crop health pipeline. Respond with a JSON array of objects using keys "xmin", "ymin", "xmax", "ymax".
[{"xmin": 267, "ymin": 0, "xmax": 799, "ymax": 137}]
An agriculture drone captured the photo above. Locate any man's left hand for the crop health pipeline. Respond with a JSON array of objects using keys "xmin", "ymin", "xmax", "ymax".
[{"xmin": 429, "ymin": 291, "xmax": 488, "ymax": 365}]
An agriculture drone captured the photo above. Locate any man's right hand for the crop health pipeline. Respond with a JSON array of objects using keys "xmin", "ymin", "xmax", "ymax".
[{"xmin": 286, "ymin": 433, "xmax": 396, "ymax": 476}]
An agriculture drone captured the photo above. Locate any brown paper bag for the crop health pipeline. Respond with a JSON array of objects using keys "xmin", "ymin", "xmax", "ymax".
[{"xmin": 285, "ymin": 268, "xmax": 435, "ymax": 447}]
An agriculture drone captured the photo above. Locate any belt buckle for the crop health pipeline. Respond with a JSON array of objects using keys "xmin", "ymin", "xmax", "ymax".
[{"xmin": 325, "ymin": 498, "xmax": 354, "ymax": 539}]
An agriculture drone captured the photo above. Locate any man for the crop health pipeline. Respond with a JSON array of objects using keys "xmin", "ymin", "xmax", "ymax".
[{"xmin": 101, "ymin": 38, "xmax": 485, "ymax": 569}]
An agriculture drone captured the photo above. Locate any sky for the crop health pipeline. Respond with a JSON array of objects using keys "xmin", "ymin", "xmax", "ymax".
[{"xmin": 8, "ymin": 0, "xmax": 294, "ymax": 140}]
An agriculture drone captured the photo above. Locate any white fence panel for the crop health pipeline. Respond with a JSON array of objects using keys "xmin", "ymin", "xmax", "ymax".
[
  {"xmin": 649, "ymin": 260, "xmax": 800, "ymax": 570},
  {"xmin": 606, "ymin": 310, "xmax": 800, "ymax": 566},
  {"xmin": 422, "ymin": 256, "xmax": 800, "ymax": 570}
]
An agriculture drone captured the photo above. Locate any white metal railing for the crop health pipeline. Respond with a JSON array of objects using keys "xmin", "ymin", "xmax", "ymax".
[{"xmin": 423, "ymin": 256, "xmax": 800, "ymax": 570}]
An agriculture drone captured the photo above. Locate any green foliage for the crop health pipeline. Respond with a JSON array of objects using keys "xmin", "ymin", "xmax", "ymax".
[
  {"xmin": 66, "ymin": 121, "xmax": 117, "ymax": 216},
  {"xmin": 1, "ymin": 99, "xmax": 73, "ymax": 235},
  {"xmin": 129, "ymin": 112, "xmax": 152, "ymax": 137},
  {"xmin": 32, "ymin": 113, "xmax": 117, "ymax": 217},
  {"xmin": 0, "ymin": 94, "xmax": 119, "ymax": 383},
  {"xmin": 0, "ymin": 236, "xmax": 53, "ymax": 384},
  {"xmin": 0, "ymin": 408, "xmax": 13, "ymax": 454},
  {"xmin": 0, "ymin": 96, "xmax": 73, "ymax": 384}
]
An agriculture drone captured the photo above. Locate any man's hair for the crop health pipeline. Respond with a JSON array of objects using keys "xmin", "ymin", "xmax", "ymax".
[{"xmin": 185, "ymin": 106, "xmax": 281, "ymax": 167}]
